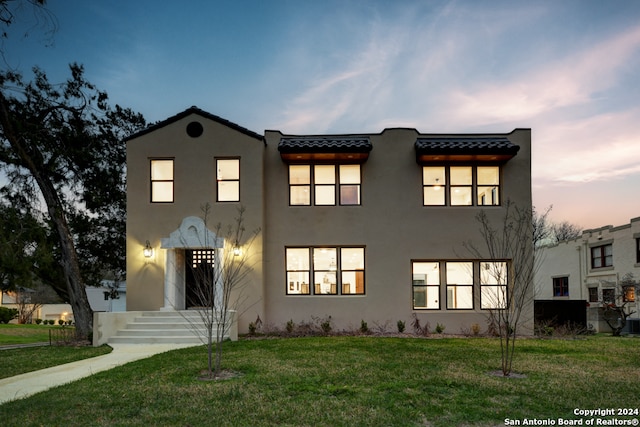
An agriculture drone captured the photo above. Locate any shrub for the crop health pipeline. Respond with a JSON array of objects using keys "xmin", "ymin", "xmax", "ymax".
[
  {"xmin": 410, "ymin": 314, "xmax": 430, "ymax": 337},
  {"xmin": 319, "ymin": 316, "xmax": 332, "ymax": 335},
  {"xmin": 286, "ymin": 319, "xmax": 295, "ymax": 334},
  {"xmin": 360, "ymin": 320, "xmax": 369, "ymax": 334},
  {"xmin": 35, "ymin": 318, "xmax": 43, "ymax": 325},
  {"xmin": 58, "ymin": 319, "xmax": 65, "ymax": 326},
  {"xmin": 0, "ymin": 307, "xmax": 19, "ymax": 324},
  {"xmin": 471, "ymin": 323, "xmax": 481, "ymax": 336},
  {"xmin": 397, "ymin": 320, "xmax": 406, "ymax": 333},
  {"xmin": 248, "ymin": 322, "xmax": 257, "ymax": 335},
  {"xmin": 435, "ymin": 323, "xmax": 445, "ymax": 334}
]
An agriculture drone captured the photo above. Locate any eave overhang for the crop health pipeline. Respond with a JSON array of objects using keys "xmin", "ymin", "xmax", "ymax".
[
  {"xmin": 414, "ymin": 137, "xmax": 520, "ymax": 164},
  {"xmin": 278, "ymin": 137, "xmax": 372, "ymax": 164}
]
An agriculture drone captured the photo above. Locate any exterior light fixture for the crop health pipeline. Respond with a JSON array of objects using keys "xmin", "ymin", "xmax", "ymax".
[
  {"xmin": 143, "ymin": 240, "xmax": 154, "ymax": 258},
  {"xmin": 233, "ymin": 244, "xmax": 242, "ymax": 257}
]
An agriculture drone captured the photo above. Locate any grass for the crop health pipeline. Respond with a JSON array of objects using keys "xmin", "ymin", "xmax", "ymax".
[
  {"xmin": 0, "ymin": 324, "xmax": 63, "ymax": 345},
  {"xmin": 0, "ymin": 335, "xmax": 639, "ymax": 426}
]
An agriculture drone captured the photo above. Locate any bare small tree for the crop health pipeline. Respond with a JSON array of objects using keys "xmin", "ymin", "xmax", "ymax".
[
  {"xmin": 14, "ymin": 286, "xmax": 42, "ymax": 324},
  {"xmin": 600, "ymin": 273, "xmax": 638, "ymax": 336},
  {"xmin": 464, "ymin": 199, "xmax": 539, "ymax": 376},
  {"xmin": 550, "ymin": 221, "xmax": 582, "ymax": 243},
  {"xmin": 181, "ymin": 204, "xmax": 260, "ymax": 379}
]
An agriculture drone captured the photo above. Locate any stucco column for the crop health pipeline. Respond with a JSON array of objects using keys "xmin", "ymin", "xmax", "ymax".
[{"xmin": 161, "ymin": 249, "xmax": 184, "ymax": 311}]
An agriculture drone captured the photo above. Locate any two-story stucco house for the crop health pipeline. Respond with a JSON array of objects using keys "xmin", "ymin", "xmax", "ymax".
[
  {"xmin": 536, "ymin": 217, "xmax": 640, "ymax": 333},
  {"xmin": 94, "ymin": 106, "xmax": 533, "ymax": 344}
]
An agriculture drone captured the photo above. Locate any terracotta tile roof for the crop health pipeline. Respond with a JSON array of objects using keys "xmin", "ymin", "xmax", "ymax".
[
  {"xmin": 414, "ymin": 137, "xmax": 520, "ymax": 156},
  {"xmin": 278, "ymin": 137, "xmax": 372, "ymax": 153}
]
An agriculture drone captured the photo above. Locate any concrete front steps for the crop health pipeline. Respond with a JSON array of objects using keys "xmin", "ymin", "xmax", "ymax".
[{"xmin": 107, "ymin": 311, "xmax": 228, "ymax": 345}]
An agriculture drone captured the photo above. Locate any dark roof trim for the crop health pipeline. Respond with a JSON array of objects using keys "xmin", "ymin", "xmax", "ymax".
[
  {"xmin": 125, "ymin": 106, "xmax": 264, "ymax": 143},
  {"xmin": 415, "ymin": 136, "xmax": 520, "ymax": 163},
  {"xmin": 278, "ymin": 136, "xmax": 372, "ymax": 154}
]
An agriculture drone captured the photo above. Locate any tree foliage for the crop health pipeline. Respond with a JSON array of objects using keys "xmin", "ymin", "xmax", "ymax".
[{"xmin": 0, "ymin": 64, "xmax": 145, "ymax": 338}]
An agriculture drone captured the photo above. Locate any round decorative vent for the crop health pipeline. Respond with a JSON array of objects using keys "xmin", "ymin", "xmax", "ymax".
[{"xmin": 186, "ymin": 121, "xmax": 203, "ymax": 138}]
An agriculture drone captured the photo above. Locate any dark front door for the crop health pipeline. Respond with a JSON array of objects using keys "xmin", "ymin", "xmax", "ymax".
[{"xmin": 185, "ymin": 249, "xmax": 215, "ymax": 308}]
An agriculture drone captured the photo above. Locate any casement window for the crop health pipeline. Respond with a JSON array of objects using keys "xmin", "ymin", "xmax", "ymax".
[
  {"xmin": 591, "ymin": 244, "xmax": 613, "ymax": 269},
  {"xmin": 423, "ymin": 166, "xmax": 500, "ymax": 206},
  {"xmin": 412, "ymin": 262, "xmax": 440, "ymax": 309},
  {"xmin": 480, "ymin": 261, "xmax": 507, "ymax": 309},
  {"xmin": 289, "ymin": 164, "xmax": 361, "ymax": 206},
  {"xmin": 216, "ymin": 158, "xmax": 240, "ymax": 202},
  {"xmin": 446, "ymin": 262, "xmax": 474, "ymax": 309},
  {"xmin": 552, "ymin": 276, "xmax": 569, "ymax": 297},
  {"xmin": 285, "ymin": 246, "xmax": 365, "ymax": 295},
  {"xmin": 150, "ymin": 159, "xmax": 174, "ymax": 203},
  {"xmin": 588, "ymin": 287, "xmax": 599, "ymax": 303}
]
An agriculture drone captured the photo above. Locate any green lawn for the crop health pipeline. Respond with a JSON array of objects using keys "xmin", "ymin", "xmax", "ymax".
[
  {"xmin": 0, "ymin": 324, "xmax": 61, "ymax": 345},
  {"xmin": 0, "ymin": 335, "xmax": 638, "ymax": 426}
]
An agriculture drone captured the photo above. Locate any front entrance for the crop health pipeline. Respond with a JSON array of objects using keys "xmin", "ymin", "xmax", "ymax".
[{"xmin": 185, "ymin": 249, "xmax": 216, "ymax": 309}]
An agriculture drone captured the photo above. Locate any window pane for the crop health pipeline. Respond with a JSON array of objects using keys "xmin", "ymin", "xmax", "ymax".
[
  {"xmin": 290, "ymin": 186, "xmax": 310, "ymax": 205},
  {"xmin": 423, "ymin": 167, "xmax": 445, "ymax": 185},
  {"xmin": 341, "ymin": 248, "xmax": 364, "ymax": 269},
  {"xmin": 447, "ymin": 286, "xmax": 473, "ymax": 309},
  {"xmin": 481, "ymin": 286, "xmax": 506, "ymax": 309},
  {"xmin": 413, "ymin": 286, "xmax": 439, "ymax": 309},
  {"xmin": 339, "ymin": 165, "xmax": 360, "ymax": 184},
  {"xmin": 340, "ymin": 185, "xmax": 360, "ymax": 205},
  {"xmin": 450, "ymin": 167, "xmax": 472, "ymax": 185},
  {"xmin": 342, "ymin": 271, "xmax": 364, "ymax": 294},
  {"xmin": 286, "ymin": 248, "xmax": 309, "ymax": 270},
  {"xmin": 315, "ymin": 185, "xmax": 335, "ymax": 205},
  {"xmin": 446, "ymin": 262, "xmax": 473, "ymax": 283},
  {"xmin": 478, "ymin": 186, "xmax": 499, "ymax": 206},
  {"xmin": 413, "ymin": 262, "xmax": 440, "ymax": 285},
  {"xmin": 480, "ymin": 262, "xmax": 507, "ymax": 284},
  {"xmin": 450, "ymin": 187, "xmax": 472, "ymax": 205},
  {"xmin": 287, "ymin": 272, "xmax": 310, "ymax": 294},
  {"xmin": 314, "ymin": 165, "xmax": 335, "ymax": 184},
  {"xmin": 217, "ymin": 159, "xmax": 239, "ymax": 180},
  {"xmin": 151, "ymin": 160, "xmax": 173, "ymax": 180},
  {"xmin": 290, "ymin": 165, "xmax": 310, "ymax": 184},
  {"xmin": 313, "ymin": 248, "xmax": 337, "ymax": 270},
  {"xmin": 477, "ymin": 166, "xmax": 499, "ymax": 185},
  {"xmin": 218, "ymin": 181, "xmax": 239, "ymax": 202},
  {"xmin": 151, "ymin": 182, "xmax": 173, "ymax": 202},
  {"xmin": 424, "ymin": 187, "xmax": 445, "ymax": 205}
]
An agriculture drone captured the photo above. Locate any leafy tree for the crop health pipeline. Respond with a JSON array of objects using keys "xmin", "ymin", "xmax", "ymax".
[
  {"xmin": 464, "ymin": 199, "xmax": 538, "ymax": 376},
  {"xmin": 600, "ymin": 273, "xmax": 638, "ymax": 336},
  {"xmin": 0, "ymin": 64, "xmax": 145, "ymax": 339}
]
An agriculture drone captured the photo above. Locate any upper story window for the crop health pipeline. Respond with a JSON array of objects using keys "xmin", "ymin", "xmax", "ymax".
[
  {"xmin": 216, "ymin": 158, "xmax": 240, "ymax": 202},
  {"xmin": 422, "ymin": 166, "xmax": 500, "ymax": 206},
  {"xmin": 289, "ymin": 164, "xmax": 361, "ymax": 206},
  {"xmin": 285, "ymin": 246, "xmax": 365, "ymax": 295},
  {"xmin": 552, "ymin": 276, "xmax": 569, "ymax": 297},
  {"xmin": 150, "ymin": 159, "xmax": 174, "ymax": 203},
  {"xmin": 636, "ymin": 238, "xmax": 640, "ymax": 264},
  {"xmin": 591, "ymin": 244, "xmax": 612, "ymax": 269}
]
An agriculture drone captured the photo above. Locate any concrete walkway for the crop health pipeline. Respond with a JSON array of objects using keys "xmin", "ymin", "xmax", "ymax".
[{"xmin": 0, "ymin": 343, "xmax": 198, "ymax": 405}]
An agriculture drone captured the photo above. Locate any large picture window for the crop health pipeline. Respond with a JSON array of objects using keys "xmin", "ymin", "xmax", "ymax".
[
  {"xmin": 422, "ymin": 166, "xmax": 500, "ymax": 206},
  {"xmin": 150, "ymin": 159, "xmax": 174, "ymax": 203},
  {"xmin": 591, "ymin": 244, "xmax": 612, "ymax": 269},
  {"xmin": 289, "ymin": 164, "xmax": 361, "ymax": 206},
  {"xmin": 286, "ymin": 246, "xmax": 365, "ymax": 295},
  {"xmin": 412, "ymin": 262, "xmax": 440, "ymax": 309},
  {"xmin": 216, "ymin": 158, "xmax": 240, "ymax": 202}
]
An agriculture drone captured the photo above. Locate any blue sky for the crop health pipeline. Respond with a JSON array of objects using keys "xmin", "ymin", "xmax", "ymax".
[{"xmin": 4, "ymin": 0, "xmax": 640, "ymax": 229}]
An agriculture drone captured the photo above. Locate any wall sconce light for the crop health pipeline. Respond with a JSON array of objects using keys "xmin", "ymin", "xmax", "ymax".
[
  {"xmin": 143, "ymin": 240, "xmax": 154, "ymax": 258},
  {"xmin": 233, "ymin": 244, "xmax": 242, "ymax": 257}
]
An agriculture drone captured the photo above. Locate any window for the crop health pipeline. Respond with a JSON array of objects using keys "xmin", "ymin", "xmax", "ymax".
[
  {"xmin": 591, "ymin": 244, "xmax": 613, "ymax": 269},
  {"xmin": 602, "ymin": 288, "xmax": 615, "ymax": 304},
  {"xmin": 412, "ymin": 262, "xmax": 440, "ymax": 309},
  {"xmin": 150, "ymin": 159, "xmax": 174, "ymax": 202},
  {"xmin": 588, "ymin": 287, "xmax": 598, "ymax": 303},
  {"xmin": 216, "ymin": 159, "xmax": 240, "ymax": 202},
  {"xmin": 552, "ymin": 276, "xmax": 569, "ymax": 297},
  {"xmin": 636, "ymin": 238, "xmax": 640, "ymax": 264},
  {"xmin": 289, "ymin": 164, "xmax": 361, "ymax": 206},
  {"xmin": 446, "ymin": 262, "xmax": 474, "ymax": 309},
  {"xmin": 422, "ymin": 166, "xmax": 500, "ymax": 206},
  {"xmin": 480, "ymin": 261, "xmax": 507, "ymax": 309},
  {"xmin": 286, "ymin": 246, "xmax": 365, "ymax": 295},
  {"xmin": 623, "ymin": 286, "xmax": 635, "ymax": 303}
]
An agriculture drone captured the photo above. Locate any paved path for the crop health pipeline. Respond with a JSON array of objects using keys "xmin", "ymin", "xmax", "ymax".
[{"xmin": 0, "ymin": 343, "xmax": 198, "ymax": 405}]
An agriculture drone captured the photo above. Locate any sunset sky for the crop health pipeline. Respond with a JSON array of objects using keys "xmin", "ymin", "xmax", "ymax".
[{"xmin": 4, "ymin": 0, "xmax": 639, "ymax": 229}]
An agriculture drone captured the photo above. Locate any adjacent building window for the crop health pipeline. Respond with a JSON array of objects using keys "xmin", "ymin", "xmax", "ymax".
[
  {"xmin": 150, "ymin": 159, "xmax": 174, "ymax": 203},
  {"xmin": 588, "ymin": 287, "xmax": 599, "ymax": 303},
  {"xmin": 480, "ymin": 261, "xmax": 508, "ymax": 309},
  {"xmin": 412, "ymin": 262, "xmax": 440, "ymax": 309},
  {"xmin": 285, "ymin": 246, "xmax": 365, "ymax": 295},
  {"xmin": 289, "ymin": 164, "xmax": 361, "ymax": 206},
  {"xmin": 591, "ymin": 244, "xmax": 613, "ymax": 269},
  {"xmin": 422, "ymin": 166, "xmax": 500, "ymax": 206},
  {"xmin": 446, "ymin": 262, "xmax": 474, "ymax": 309},
  {"xmin": 623, "ymin": 286, "xmax": 635, "ymax": 303},
  {"xmin": 602, "ymin": 288, "xmax": 615, "ymax": 304},
  {"xmin": 636, "ymin": 238, "xmax": 640, "ymax": 264},
  {"xmin": 216, "ymin": 158, "xmax": 240, "ymax": 202},
  {"xmin": 552, "ymin": 276, "xmax": 569, "ymax": 297}
]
